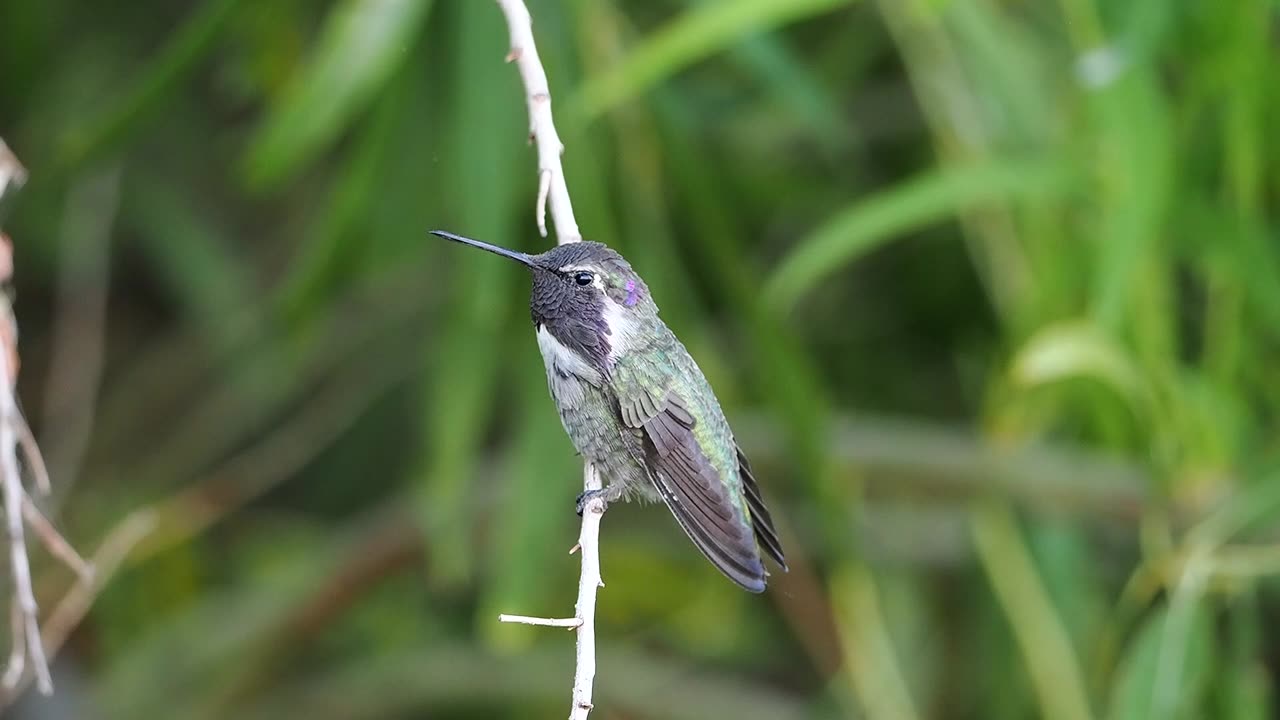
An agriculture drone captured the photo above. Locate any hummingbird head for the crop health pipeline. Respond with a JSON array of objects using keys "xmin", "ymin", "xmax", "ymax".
[{"xmin": 430, "ymin": 230, "xmax": 654, "ymax": 374}]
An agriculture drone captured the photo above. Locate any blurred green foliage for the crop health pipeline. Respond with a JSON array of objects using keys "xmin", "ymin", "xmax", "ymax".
[{"xmin": 1, "ymin": 0, "xmax": 1278, "ymax": 717}]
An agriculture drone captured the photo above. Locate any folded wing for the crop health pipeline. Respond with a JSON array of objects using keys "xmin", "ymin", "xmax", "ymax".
[{"xmin": 636, "ymin": 392, "xmax": 768, "ymax": 592}]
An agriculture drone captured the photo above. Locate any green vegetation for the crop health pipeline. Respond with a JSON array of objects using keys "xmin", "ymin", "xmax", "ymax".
[{"xmin": 1, "ymin": 0, "xmax": 1277, "ymax": 717}]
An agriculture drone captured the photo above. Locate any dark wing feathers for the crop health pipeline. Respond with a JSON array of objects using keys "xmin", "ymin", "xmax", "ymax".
[
  {"xmin": 619, "ymin": 401, "xmax": 642, "ymax": 430},
  {"xmin": 619, "ymin": 387, "xmax": 663, "ymax": 429},
  {"xmin": 639, "ymin": 389, "xmax": 664, "ymax": 423},
  {"xmin": 615, "ymin": 373, "xmax": 786, "ymax": 592},
  {"xmin": 663, "ymin": 395, "xmax": 696, "ymax": 426},
  {"xmin": 641, "ymin": 394, "xmax": 768, "ymax": 593},
  {"xmin": 736, "ymin": 445, "xmax": 787, "ymax": 570}
]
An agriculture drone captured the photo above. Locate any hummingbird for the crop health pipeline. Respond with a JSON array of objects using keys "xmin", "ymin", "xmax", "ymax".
[{"xmin": 431, "ymin": 231, "xmax": 787, "ymax": 592}]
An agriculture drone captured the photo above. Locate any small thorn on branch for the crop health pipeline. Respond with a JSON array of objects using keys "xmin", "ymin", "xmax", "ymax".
[{"xmin": 505, "ymin": 47, "xmax": 523, "ymax": 63}]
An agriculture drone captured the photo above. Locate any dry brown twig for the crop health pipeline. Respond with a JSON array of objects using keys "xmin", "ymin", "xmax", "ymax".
[
  {"xmin": 0, "ymin": 138, "xmax": 97, "ymax": 698},
  {"xmin": 489, "ymin": 2, "xmax": 604, "ymax": 718}
]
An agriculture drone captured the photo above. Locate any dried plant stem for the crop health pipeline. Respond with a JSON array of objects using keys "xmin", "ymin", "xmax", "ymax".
[
  {"xmin": 0, "ymin": 138, "xmax": 98, "ymax": 701},
  {"xmin": 14, "ymin": 416, "xmax": 50, "ymax": 497},
  {"xmin": 492, "ymin": 2, "xmax": 603, "ymax": 717},
  {"xmin": 0, "ymin": 509, "xmax": 155, "ymax": 706},
  {"xmin": 1, "ymin": 605, "xmax": 23, "ymax": 688},
  {"xmin": 0, "ymin": 140, "xmax": 53, "ymax": 696},
  {"xmin": 38, "ymin": 511, "xmax": 155, "ymax": 659},
  {"xmin": 498, "ymin": 614, "xmax": 583, "ymax": 629},
  {"xmin": 0, "ymin": 332, "xmax": 51, "ymax": 695},
  {"xmin": 21, "ymin": 495, "xmax": 93, "ymax": 580}
]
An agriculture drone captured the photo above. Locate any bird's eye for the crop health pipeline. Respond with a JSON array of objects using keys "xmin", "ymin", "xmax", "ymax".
[{"xmin": 573, "ymin": 272, "xmax": 594, "ymax": 286}]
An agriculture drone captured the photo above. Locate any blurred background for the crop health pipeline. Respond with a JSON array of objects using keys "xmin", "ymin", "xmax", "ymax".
[{"xmin": 1, "ymin": 0, "xmax": 1278, "ymax": 717}]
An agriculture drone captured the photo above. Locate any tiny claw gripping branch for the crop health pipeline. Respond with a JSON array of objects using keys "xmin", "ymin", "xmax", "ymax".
[{"xmin": 489, "ymin": 3, "xmax": 603, "ymax": 718}]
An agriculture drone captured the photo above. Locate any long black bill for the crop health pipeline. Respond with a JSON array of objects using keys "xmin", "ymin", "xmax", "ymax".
[{"xmin": 430, "ymin": 230, "xmax": 535, "ymax": 267}]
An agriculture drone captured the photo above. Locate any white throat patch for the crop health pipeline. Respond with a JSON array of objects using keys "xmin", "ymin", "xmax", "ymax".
[{"xmin": 535, "ymin": 325, "xmax": 601, "ymax": 384}]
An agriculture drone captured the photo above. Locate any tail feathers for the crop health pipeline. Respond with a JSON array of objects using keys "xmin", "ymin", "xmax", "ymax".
[
  {"xmin": 660, "ymin": 482, "xmax": 768, "ymax": 592},
  {"xmin": 737, "ymin": 445, "xmax": 787, "ymax": 571}
]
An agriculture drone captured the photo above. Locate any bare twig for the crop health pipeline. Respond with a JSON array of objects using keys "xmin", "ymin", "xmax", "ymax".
[
  {"xmin": 492, "ymin": 2, "xmax": 603, "ymax": 717},
  {"xmin": 0, "ymin": 339, "xmax": 413, "ymax": 707},
  {"xmin": 0, "ymin": 296, "xmax": 52, "ymax": 698},
  {"xmin": 37, "ymin": 510, "xmax": 155, "ymax": 654},
  {"xmin": 0, "ymin": 509, "xmax": 156, "ymax": 707},
  {"xmin": 499, "ymin": 614, "xmax": 583, "ymax": 629},
  {"xmin": 15, "ymin": 415, "xmax": 51, "ymax": 496},
  {"xmin": 496, "ymin": 0, "xmax": 581, "ymax": 243},
  {"xmin": 0, "ymin": 139, "xmax": 99, "ymax": 701},
  {"xmin": 1, "ymin": 605, "xmax": 23, "ymax": 690},
  {"xmin": 0, "ymin": 140, "xmax": 55, "ymax": 696},
  {"xmin": 21, "ymin": 495, "xmax": 93, "ymax": 580},
  {"xmin": 0, "ymin": 510, "xmax": 155, "ymax": 706},
  {"xmin": 569, "ymin": 465, "xmax": 604, "ymax": 717}
]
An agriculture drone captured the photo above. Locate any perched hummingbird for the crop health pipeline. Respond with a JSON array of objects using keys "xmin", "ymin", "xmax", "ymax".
[{"xmin": 431, "ymin": 231, "xmax": 787, "ymax": 592}]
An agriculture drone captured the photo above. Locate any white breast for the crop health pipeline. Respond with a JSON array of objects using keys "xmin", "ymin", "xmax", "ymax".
[{"xmin": 536, "ymin": 325, "xmax": 601, "ymax": 387}]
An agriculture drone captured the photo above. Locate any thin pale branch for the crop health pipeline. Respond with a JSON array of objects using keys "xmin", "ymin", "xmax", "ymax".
[
  {"xmin": 499, "ymin": 614, "xmax": 583, "ymax": 629},
  {"xmin": 0, "ymin": 318, "xmax": 51, "ymax": 695},
  {"xmin": 15, "ymin": 416, "xmax": 51, "ymax": 496},
  {"xmin": 496, "ymin": 0, "xmax": 581, "ymax": 244},
  {"xmin": 21, "ymin": 494, "xmax": 94, "ymax": 580},
  {"xmin": 0, "ymin": 137, "xmax": 106, "ymax": 704},
  {"xmin": 0, "ymin": 510, "xmax": 155, "ymax": 706},
  {"xmin": 492, "ymin": 2, "xmax": 604, "ymax": 718},
  {"xmin": 0, "ymin": 138, "xmax": 55, "ymax": 696},
  {"xmin": 1, "ymin": 605, "xmax": 23, "ymax": 689}
]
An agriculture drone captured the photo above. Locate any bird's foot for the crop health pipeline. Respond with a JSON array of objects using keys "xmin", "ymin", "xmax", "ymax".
[{"xmin": 575, "ymin": 488, "xmax": 611, "ymax": 516}]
